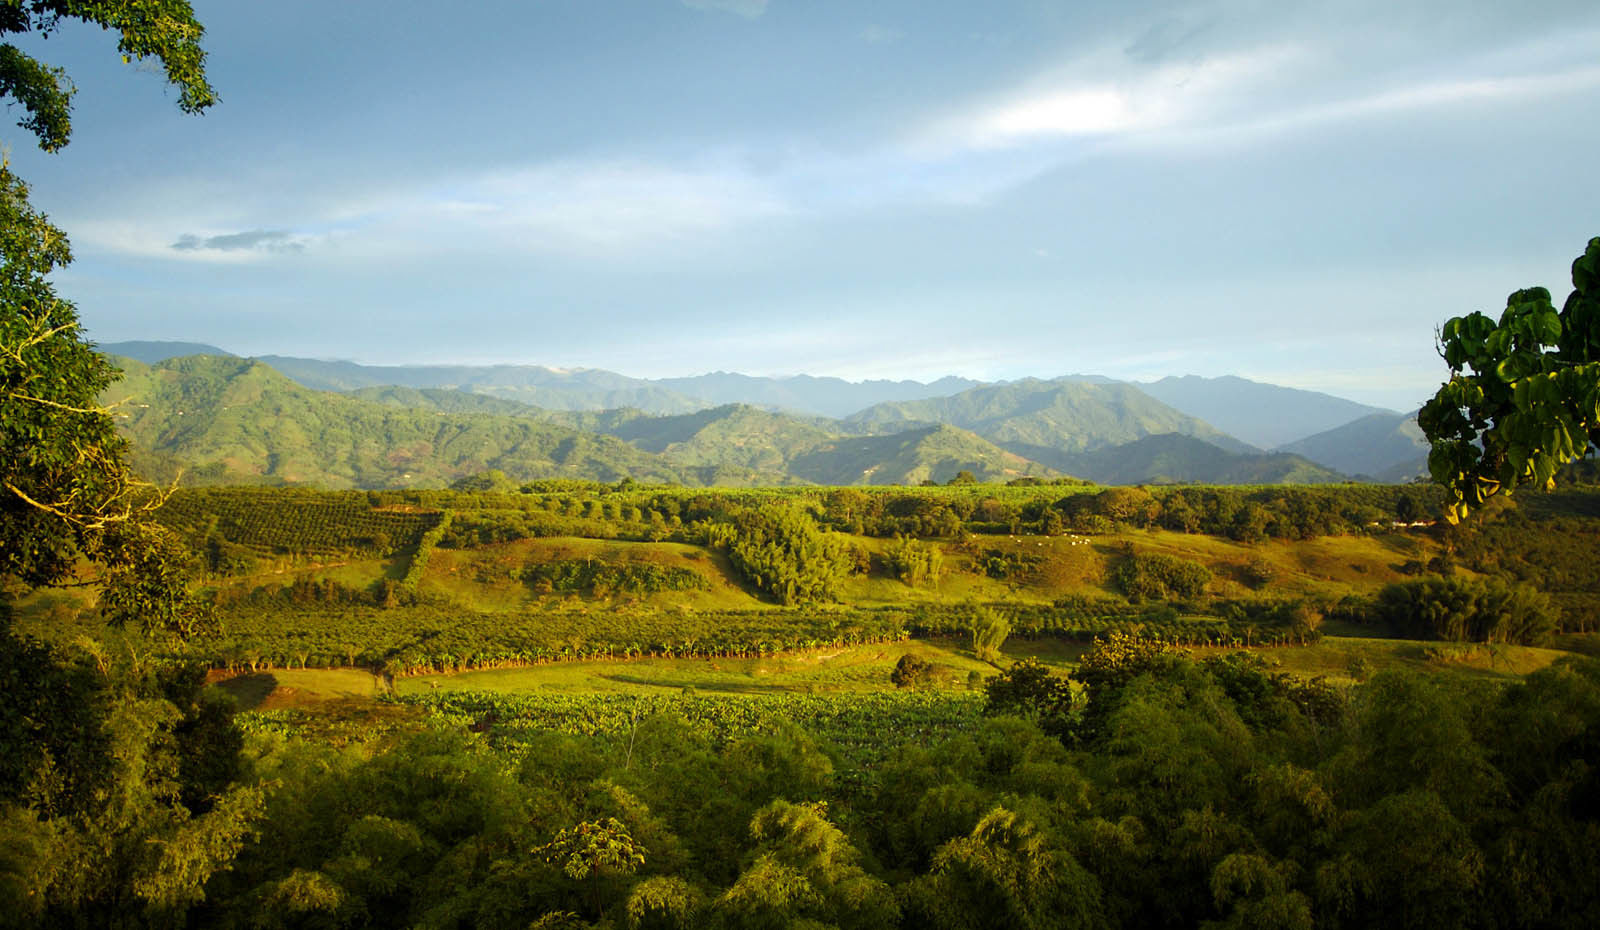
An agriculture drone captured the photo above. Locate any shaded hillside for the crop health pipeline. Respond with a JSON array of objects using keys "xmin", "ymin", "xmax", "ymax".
[
  {"xmin": 1276, "ymin": 411, "xmax": 1430, "ymax": 480},
  {"xmin": 1057, "ymin": 434, "xmax": 1347, "ymax": 485},
  {"xmin": 103, "ymin": 356, "xmax": 697, "ymax": 488},
  {"xmin": 787, "ymin": 424, "xmax": 1060, "ymax": 486},
  {"xmin": 1138, "ymin": 374, "xmax": 1391, "ymax": 449},
  {"xmin": 845, "ymin": 379, "xmax": 1252, "ymax": 462}
]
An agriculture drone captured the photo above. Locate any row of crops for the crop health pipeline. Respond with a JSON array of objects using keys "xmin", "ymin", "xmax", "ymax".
[
  {"xmin": 186, "ymin": 599, "xmax": 1317, "ymax": 676},
  {"xmin": 157, "ymin": 487, "xmax": 441, "ymax": 556}
]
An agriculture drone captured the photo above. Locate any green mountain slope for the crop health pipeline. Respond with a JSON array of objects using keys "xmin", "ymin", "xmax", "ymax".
[
  {"xmin": 604, "ymin": 404, "xmax": 841, "ymax": 475},
  {"xmin": 844, "ymin": 379, "xmax": 1252, "ymax": 462},
  {"xmin": 788, "ymin": 424, "xmax": 1060, "ymax": 486},
  {"xmin": 104, "ymin": 356, "xmax": 698, "ymax": 488},
  {"xmin": 1056, "ymin": 434, "xmax": 1347, "ymax": 485}
]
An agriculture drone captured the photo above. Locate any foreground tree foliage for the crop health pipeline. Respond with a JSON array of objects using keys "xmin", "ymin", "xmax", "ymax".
[
  {"xmin": 13, "ymin": 648, "xmax": 1566, "ymax": 930},
  {"xmin": 0, "ymin": 3, "xmax": 256, "ymax": 926},
  {"xmin": 1420, "ymin": 236, "xmax": 1600, "ymax": 521}
]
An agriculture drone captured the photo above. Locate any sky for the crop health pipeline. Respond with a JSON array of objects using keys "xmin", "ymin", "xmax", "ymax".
[{"xmin": 7, "ymin": 0, "xmax": 1599, "ymax": 411}]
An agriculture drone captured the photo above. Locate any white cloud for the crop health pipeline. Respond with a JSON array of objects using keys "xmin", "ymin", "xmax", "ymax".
[{"xmin": 929, "ymin": 44, "xmax": 1310, "ymax": 150}]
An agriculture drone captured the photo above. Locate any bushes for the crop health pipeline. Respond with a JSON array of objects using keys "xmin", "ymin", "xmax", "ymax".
[
  {"xmin": 891, "ymin": 654, "xmax": 949, "ymax": 689},
  {"xmin": 1372, "ymin": 576, "xmax": 1556, "ymax": 645},
  {"xmin": 1114, "ymin": 551, "xmax": 1211, "ymax": 601},
  {"xmin": 398, "ymin": 511, "xmax": 453, "ymax": 596},
  {"xmin": 969, "ymin": 606, "xmax": 1011, "ymax": 664},
  {"xmin": 518, "ymin": 559, "xmax": 709, "ymax": 596},
  {"xmin": 720, "ymin": 504, "xmax": 859, "ymax": 606},
  {"xmin": 884, "ymin": 535, "xmax": 945, "ymax": 587}
]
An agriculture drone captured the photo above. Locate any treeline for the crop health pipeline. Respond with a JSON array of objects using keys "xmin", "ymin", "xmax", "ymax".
[
  {"xmin": 155, "ymin": 482, "xmax": 1451, "ymax": 575},
  {"xmin": 82, "ymin": 594, "xmax": 1324, "ymax": 677}
]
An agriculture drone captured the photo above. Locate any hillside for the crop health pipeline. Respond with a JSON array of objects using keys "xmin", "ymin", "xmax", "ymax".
[
  {"xmin": 845, "ymin": 379, "xmax": 1252, "ymax": 469},
  {"xmin": 787, "ymin": 424, "xmax": 1060, "ymax": 485},
  {"xmin": 103, "ymin": 356, "xmax": 700, "ymax": 488},
  {"xmin": 1277, "ymin": 411, "xmax": 1430, "ymax": 480},
  {"xmin": 1056, "ymin": 433, "xmax": 1348, "ymax": 485},
  {"xmin": 1138, "ymin": 374, "xmax": 1393, "ymax": 449},
  {"xmin": 602, "ymin": 404, "xmax": 840, "ymax": 476}
]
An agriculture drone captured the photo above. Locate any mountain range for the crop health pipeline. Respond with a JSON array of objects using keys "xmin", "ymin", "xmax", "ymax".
[{"xmin": 98, "ymin": 341, "xmax": 1426, "ymax": 488}]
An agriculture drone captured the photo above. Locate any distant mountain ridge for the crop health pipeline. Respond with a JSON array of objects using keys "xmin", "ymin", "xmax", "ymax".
[
  {"xmin": 102, "ymin": 340, "xmax": 235, "ymax": 364},
  {"xmin": 103, "ymin": 356, "xmax": 703, "ymax": 488},
  {"xmin": 1276, "ymin": 411, "xmax": 1430, "ymax": 482},
  {"xmin": 844, "ymin": 378, "xmax": 1255, "ymax": 463},
  {"xmin": 1137, "ymin": 375, "xmax": 1394, "ymax": 450},
  {"xmin": 99, "ymin": 342, "xmax": 1437, "ymax": 486},
  {"xmin": 103, "ymin": 356, "xmax": 1063, "ymax": 488},
  {"xmin": 1055, "ymin": 434, "xmax": 1346, "ymax": 485}
]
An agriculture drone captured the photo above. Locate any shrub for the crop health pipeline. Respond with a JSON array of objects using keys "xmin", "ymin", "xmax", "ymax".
[
  {"xmin": 1374, "ymin": 576, "xmax": 1556, "ymax": 645},
  {"xmin": 1114, "ymin": 551, "xmax": 1212, "ymax": 601}
]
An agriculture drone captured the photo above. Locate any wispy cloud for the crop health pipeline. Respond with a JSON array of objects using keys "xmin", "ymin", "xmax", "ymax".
[
  {"xmin": 390, "ymin": 159, "xmax": 792, "ymax": 254},
  {"xmin": 682, "ymin": 0, "xmax": 766, "ymax": 19},
  {"xmin": 171, "ymin": 229, "xmax": 305, "ymax": 254}
]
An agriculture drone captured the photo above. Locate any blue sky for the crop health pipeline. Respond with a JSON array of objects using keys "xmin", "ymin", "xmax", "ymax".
[{"xmin": 8, "ymin": 0, "xmax": 1599, "ymax": 410}]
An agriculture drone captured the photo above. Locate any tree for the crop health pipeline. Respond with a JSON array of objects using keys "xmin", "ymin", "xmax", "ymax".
[
  {"xmin": 2, "ymin": 0, "xmax": 216, "ymax": 628},
  {"xmin": 0, "ymin": 7, "xmax": 255, "ymax": 926},
  {"xmin": 1419, "ymin": 237, "xmax": 1600, "ymax": 521}
]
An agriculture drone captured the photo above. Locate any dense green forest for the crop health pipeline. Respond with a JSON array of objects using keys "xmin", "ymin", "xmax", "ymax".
[{"xmin": 8, "ymin": 622, "xmax": 1600, "ymax": 929}]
